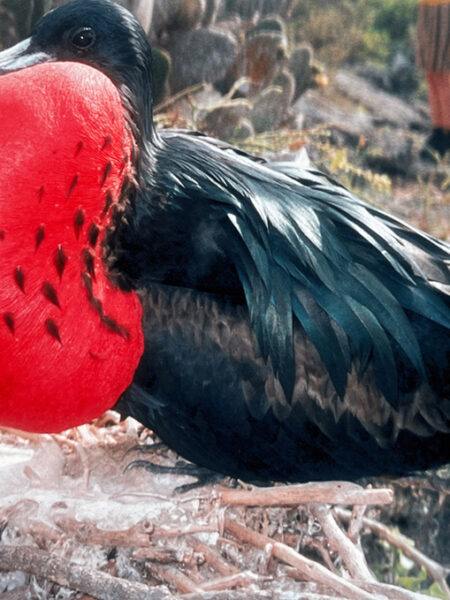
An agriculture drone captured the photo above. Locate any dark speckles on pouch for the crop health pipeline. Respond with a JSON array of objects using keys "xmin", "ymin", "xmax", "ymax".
[
  {"xmin": 101, "ymin": 161, "xmax": 112, "ymax": 187},
  {"xmin": 45, "ymin": 318, "xmax": 62, "ymax": 344},
  {"xmin": 89, "ymin": 350, "xmax": 106, "ymax": 361},
  {"xmin": 74, "ymin": 207, "xmax": 85, "ymax": 239},
  {"xmin": 82, "ymin": 271, "xmax": 93, "ymax": 296},
  {"xmin": 0, "ymin": 231, "xmax": 5, "ymax": 241},
  {"xmin": 42, "ymin": 281, "xmax": 60, "ymax": 308},
  {"xmin": 90, "ymin": 295, "xmax": 103, "ymax": 315},
  {"xmin": 35, "ymin": 224, "xmax": 45, "ymax": 250},
  {"xmin": 119, "ymin": 175, "xmax": 131, "ymax": 203},
  {"xmin": 74, "ymin": 141, "xmax": 83, "ymax": 157},
  {"xmin": 82, "ymin": 272, "xmax": 107, "ymax": 322},
  {"xmin": 38, "ymin": 186, "xmax": 44, "ymax": 203},
  {"xmin": 102, "ymin": 315, "xmax": 130, "ymax": 339},
  {"xmin": 81, "ymin": 272, "xmax": 129, "ymax": 340},
  {"xmin": 54, "ymin": 245, "xmax": 67, "ymax": 280},
  {"xmin": 14, "ymin": 266, "xmax": 25, "ymax": 293},
  {"xmin": 102, "ymin": 190, "xmax": 113, "ymax": 218},
  {"xmin": 120, "ymin": 153, "xmax": 128, "ymax": 174},
  {"xmin": 4, "ymin": 312, "xmax": 14, "ymax": 335},
  {"xmin": 67, "ymin": 174, "xmax": 79, "ymax": 199},
  {"xmin": 82, "ymin": 248, "xmax": 96, "ymax": 280},
  {"xmin": 88, "ymin": 223, "xmax": 100, "ymax": 248},
  {"xmin": 102, "ymin": 135, "xmax": 112, "ymax": 151}
]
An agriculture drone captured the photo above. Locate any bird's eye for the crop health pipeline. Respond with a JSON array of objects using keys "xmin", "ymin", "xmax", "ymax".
[{"xmin": 70, "ymin": 27, "xmax": 96, "ymax": 50}]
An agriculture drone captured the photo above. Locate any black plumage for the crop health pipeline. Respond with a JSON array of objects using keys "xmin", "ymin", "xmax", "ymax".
[
  {"xmin": 113, "ymin": 130, "xmax": 450, "ymax": 481},
  {"xmin": 2, "ymin": 0, "xmax": 450, "ymax": 482}
]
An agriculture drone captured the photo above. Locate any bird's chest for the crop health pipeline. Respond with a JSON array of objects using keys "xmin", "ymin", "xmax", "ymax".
[
  {"xmin": 0, "ymin": 62, "xmax": 144, "ymax": 432},
  {"xmin": 0, "ymin": 190, "xmax": 144, "ymax": 433}
]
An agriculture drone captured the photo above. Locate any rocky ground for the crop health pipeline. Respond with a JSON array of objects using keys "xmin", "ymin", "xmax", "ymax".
[{"xmin": 296, "ymin": 70, "xmax": 449, "ymax": 241}]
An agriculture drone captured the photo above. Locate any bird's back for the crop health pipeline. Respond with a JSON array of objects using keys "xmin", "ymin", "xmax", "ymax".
[{"xmin": 114, "ymin": 130, "xmax": 450, "ymax": 482}]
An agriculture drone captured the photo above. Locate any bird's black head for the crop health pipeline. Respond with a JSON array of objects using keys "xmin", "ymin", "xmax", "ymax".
[{"xmin": 0, "ymin": 0, "xmax": 155, "ymax": 142}]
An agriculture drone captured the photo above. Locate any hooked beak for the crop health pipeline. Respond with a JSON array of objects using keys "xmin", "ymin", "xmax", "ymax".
[{"xmin": 0, "ymin": 38, "xmax": 52, "ymax": 75}]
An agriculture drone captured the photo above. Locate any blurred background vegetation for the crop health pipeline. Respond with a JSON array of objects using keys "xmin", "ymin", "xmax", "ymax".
[
  {"xmin": 290, "ymin": 0, "xmax": 417, "ymax": 66},
  {"xmin": 0, "ymin": 0, "xmax": 419, "ymax": 70}
]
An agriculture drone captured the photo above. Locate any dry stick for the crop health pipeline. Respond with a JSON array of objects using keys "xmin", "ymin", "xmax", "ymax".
[
  {"xmin": 53, "ymin": 515, "xmax": 154, "ymax": 548},
  {"xmin": 359, "ymin": 583, "xmax": 439, "ymax": 600},
  {"xmin": 0, "ymin": 589, "xmax": 29, "ymax": 600},
  {"xmin": 285, "ymin": 567, "xmax": 438, "ymax": 600},
  {"xmin": 54, "ymin": 515, "xmax": 217, "ymax": 548},
  {"xmin": 147, "ymin": 564, "xmax": 203, "ymax": 594},
  {"xmin": 346, "ymin": 504, "xmax": 367, "ymax": 543},
  {"xmin": 3, "ymin": 512, "xmax": 164, "ymax": 556},
  {"xmin": 186, "ymin": 537, "xmax": 239, "ymax": 577},
  {"xmin": 0, "ymin": 545, "xmax": 174, "ymax": 600},
  {"xmin": 153, "ymin": 524, "xmax": 220, "ymax": 538},
  {"xmin": 306, "ymin": 538, "xmax": 337, "ymax": 573},
  {"xmin": 185, "ymin": 592, "xmax": 344, "ymax": 600},
  {"xmin": 310, "ymin": 504, "xmax": 375, "ymax": 582},
  {"xmin": 198, "ymin": 571, "xmax": 270, "ymax": 592},
  {"xmin": 56, "ymin": 517, "xmax": 201, "ymax": 566},
  {"xmin": 258, "ymin": 540, "xmax": 275, "ymax": 574},
  {"xmin": 6, "ymin": 518, "xmax": 63, "ymax": 547},
  {"xmin": 223, "ymin": 518, "xmax": 383, "ymax": 600},
  {"xmin": 154, "ymin": 84, "xmax": 205, "ymax": 114},
  {"xmin": 131, "ymin": 547, "xmax": 180, "ymax": 563},
  {"xmin": 335, "ymin": 507, "xmax": 450, "ymax": 599},
  {"xmin": 214, "ymin": 482, "xmax": 393, "ymax": 507}
]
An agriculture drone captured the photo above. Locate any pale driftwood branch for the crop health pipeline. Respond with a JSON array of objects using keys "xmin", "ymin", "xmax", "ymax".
[
  {"xmin": 154, "ymin": 84, "xmax": 205, "ymax": 113},
  {"xmin": 129, "ymin": 547, "xmax": 179, "ymax": 563},
  {"xmin": 198, "ymin": 571, "xmax": 270, "ymax": 592},
  {"xmin": 286, "ymin": 567, "xmax": 438, "ymax": 600},
  {"xmin": 53, "ymin": 515, "xmax": 154, "ymax": 548},
  {"xmin": 213, "ymin": 482, "xmax": 393, "ymax": 507},
  {"xmin": 185, "ymin": 592, "xmax": 348, "ymax": 600},
  {"xmin": 186, "ymin": 537, "xmax": 240, "ymax": 577},
  {"xmin": 305, "ymin": 537, "xmax": 337, "ymax": 573},
  {"xmin": 223, "ymin": 518, "xmax": 380, "ymax": 600},
  {"xmin": 0, "ymin": 545, "xmax": 174, "ymax": 600},
  {"xmin": 0, "ymin": 589, "xmax": 29, "ymax": 600},
  {"xmin": 310, "ymin": 504, "xmax": 375, "ymax": 582},
  {"xmin": 55, "ymin": 517, "xmax": 212, "ymax": 567},
  {"xmin": 53, "ymin": 514, "xmax": 221, "ymax": 547},
  {"xmin": 346, "ymin": 504, "xmax": 367, "ymax": 543},
  {"xmin": 359, "ymin": 583, "xmax": 440, "ymax": 600},
  {"xmin": 4, "ymin": 518, "xmax": 63, "ymax": 548},
  {"xmin": 153, "ymin": 524, "xmax": 220, "ymax": 538},
  {"xmin": 335, "ymin": 507, "xmax": 450, "ymax": 599},
  {"xmin": 147, "ymin": 564, "xmax": 203, "ymax": 594}
]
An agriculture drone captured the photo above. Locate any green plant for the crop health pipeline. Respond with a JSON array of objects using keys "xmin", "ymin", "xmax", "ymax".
[
  {"xmin": 375, "ymin": 539, "xmax": 448, "ymax": 598},
  {"xmin": 290, "ymin": 0, "xmax": 417, "ymax": 65},
  {"xmin": 369, "ymin": 0, "xmax": 417, "ymax": 45}
]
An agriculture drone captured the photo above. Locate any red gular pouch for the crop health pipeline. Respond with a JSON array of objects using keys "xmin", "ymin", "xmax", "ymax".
[{"xmin": 0, "ymin": 61, "xmax": 144, "ymax": 432}]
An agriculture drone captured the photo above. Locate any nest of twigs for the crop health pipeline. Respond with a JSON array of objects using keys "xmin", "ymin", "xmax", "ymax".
[{"xmin": 0, "ymin": 413, "xmax": 448, "ymax": 600}]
